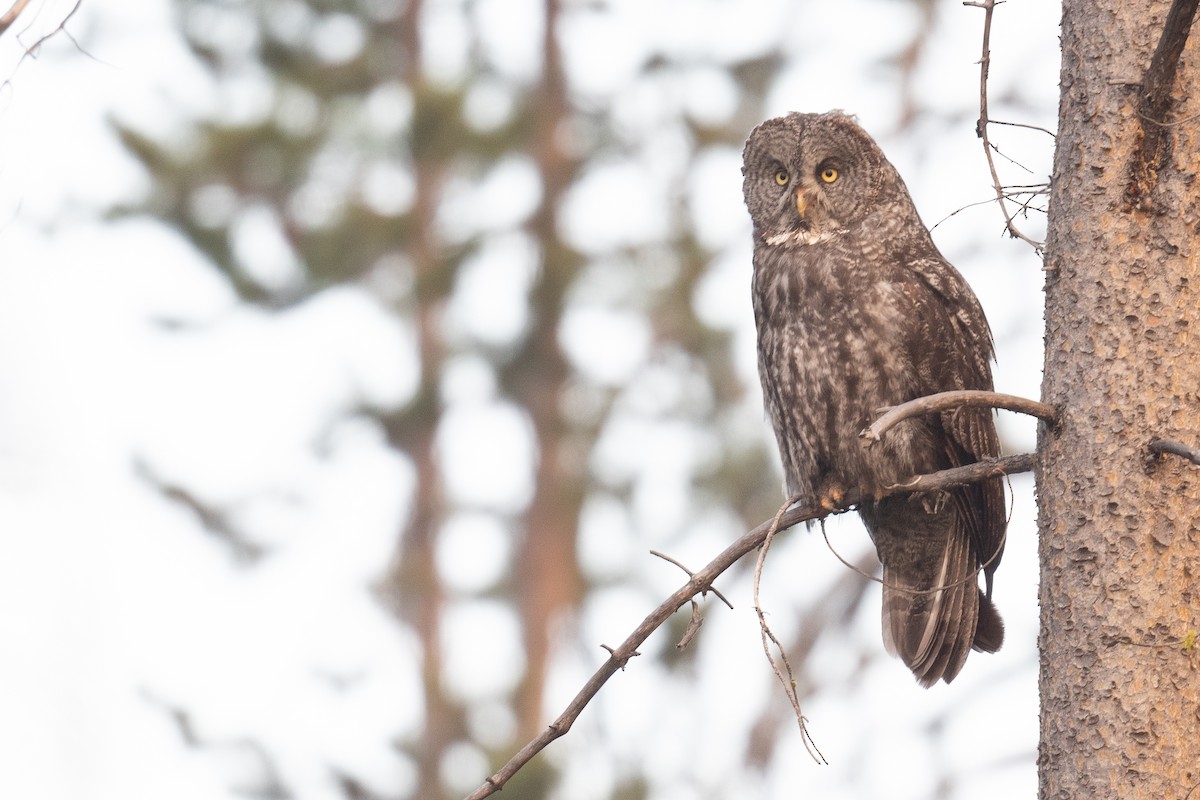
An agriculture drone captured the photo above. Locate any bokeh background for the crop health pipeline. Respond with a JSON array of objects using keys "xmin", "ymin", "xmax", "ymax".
[{"xmin": 0, "ymin": 1, "xmax": 1058, "ymax": 798}]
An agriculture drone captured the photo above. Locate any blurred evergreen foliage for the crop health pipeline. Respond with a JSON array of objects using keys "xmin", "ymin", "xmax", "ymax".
[{"xmin": 112, "ymin": 1, "xmax": 945, "ymax": 797}]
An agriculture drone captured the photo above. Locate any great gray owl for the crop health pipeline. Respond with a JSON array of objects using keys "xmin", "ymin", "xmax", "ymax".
[{"xmin": 742, "ymin": 111, "xmax": 1005, "ymax": 686}]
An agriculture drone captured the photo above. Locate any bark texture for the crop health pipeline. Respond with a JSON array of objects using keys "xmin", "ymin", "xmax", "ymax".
[{"xmin": 1039, "ymin": 2, "xmax": 1200, "ymax": 798}]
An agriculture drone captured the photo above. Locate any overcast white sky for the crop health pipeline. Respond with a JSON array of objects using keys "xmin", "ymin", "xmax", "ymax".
[{"xmin": 0, "ymin": 2, "xmax": 1060, "ymax": 799}]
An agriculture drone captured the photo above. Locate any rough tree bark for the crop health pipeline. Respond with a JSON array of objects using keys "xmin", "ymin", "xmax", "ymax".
[{"xmin": 1038, "ymin": 1, "xmax": 1200, "ymax": 798}]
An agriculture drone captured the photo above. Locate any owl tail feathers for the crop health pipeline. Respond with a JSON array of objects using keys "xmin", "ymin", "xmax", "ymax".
[
  {"xmin": 972, "ymin": 590, "xmax": 1005, "ymax": 653},
  {"xmin": 879, "ymin": 524, "xmax": 1003, "ymax": 687}
]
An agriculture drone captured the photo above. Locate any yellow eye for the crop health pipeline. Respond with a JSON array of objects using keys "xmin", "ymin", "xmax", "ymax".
[
  {"xmin": 773, "ymin": 170, "xmax": 789, "ymax": 186},
  {"xmin": 820, "ymin": 167, "xmax": 839, "ymax": 183}
]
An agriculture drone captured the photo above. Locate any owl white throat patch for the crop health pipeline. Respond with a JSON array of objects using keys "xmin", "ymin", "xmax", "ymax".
[{"xmin": 764, "ymin": 228, "xmax": 845, "ymax": 247}]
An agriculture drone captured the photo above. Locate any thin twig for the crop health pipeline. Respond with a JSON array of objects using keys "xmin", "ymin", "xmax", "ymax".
[
  {"xmin": 821, "ymin": 461, "xmax": 1023, "ymax": 595},
  {"xmin": 964, "ymin": 0, "xmax": 1046, "ymax": 250},
  {"xmin": 0, "ymin": 0, "xmax": 87, "ymax": 95},
  {"xmin": 1137, "ymin": 107, "xmax": 1200, "ymax": 128},
  {"xmin": 678, "ymin": 601, "xmax": 704, "ymax": 650},
  {"xmin": 460, "ymin": 451, "xmax": 1036, "ymax": 800},
  {"xmin": 820, "ymin": 514, "xmax": 1007, "ymax": 596},
  {"xmin": 1149, "ymin": 438, "xmax": 1200, "ymax": 466},
  {"xmin": 753, "ymin": 494, "xmax": 827, "ymax": 764},
  {"xmin": 861, "ymin": 389, "xmax": 1057, "ymax": 443},
  {"xmin": 930, "ymin": 183, "xmax": 1050, "ymax": 231},
  {"xmin": 650, "ymin": 549, "xmax": 734, "ymax": 609},
  {"xmin": 18, "ymin": 0, "xmax": 81, "ymax": 53},
  {"xmin": 988, "ymin": 141, "xmax": 1036, "ymax": 174},
  {"xmin": 598, "ymin": 643, "xmax": 640, "ymax": 666},
  {"xmin": 989, "ymin": 118, "xmax": 1056, "ymax": 137}
]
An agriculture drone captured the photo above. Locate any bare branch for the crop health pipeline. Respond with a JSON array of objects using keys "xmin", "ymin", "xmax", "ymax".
[
  {"xmin": 650, "ymin": 549, "xmax": 734, "ymax": 609},
  {"xmin": 930, "ymin": 183, "xmax": 1049, "ymax": 231},
  {"xmin": 0, "ymin": 0, "xmax": 87, "ymax": 91},
  {"xmin": 861, "ymin": 389, "xmax": 1057, "ymax": 443},
  {"xmin": 25, "ymin": 0, "xmax": 84, "ymax": 54},
  {"xmin": 460, "ymin": 451, "xmax": 1036, "ymax": 799},
  {"xmin": 820, "ymin": 506, "xmax": 1007, "ymax": 596},
  {"xmin": 677, "ymin": 601, "xmax": 703, "ymax": 650},
  {"xmin": 1149, "ymin": 438, "xmax": 1200, "ymax": 466},
  {"xmin": 1139, "ymin": 0, "xmax": 1198, "ymax": 122},
  {"xmin": 989, "ymin": 118, "xmax": 1056, "ymax": 138},
  {"xmin": 0, "ymin": 0, "xmax": 31, "ymax": 37},
  {"xmin": 1126, "ymin": 0, "xmax": 1199, "ymax": 210},
  {"xmin": 881, "ymin": 452, "xmax": 1036, "ymax": 494},
  {"xmin": 964, "ymin": 0, "xmax": 1047, "ymax": 250}
]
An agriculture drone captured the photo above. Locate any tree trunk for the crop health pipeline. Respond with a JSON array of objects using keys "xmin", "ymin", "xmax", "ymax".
[
  {"xmin": 383, "ymin": 4, "xmax": 461, "ymax": 798},
  {"xmin": 1038, "ymin": 1, "xmax": 1200, "ymax": 798}
]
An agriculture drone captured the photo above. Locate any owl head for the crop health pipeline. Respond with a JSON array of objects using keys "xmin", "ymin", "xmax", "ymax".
[{"xmin": 741, "ymin": 111, "xmax": 905, "ymax": 248}]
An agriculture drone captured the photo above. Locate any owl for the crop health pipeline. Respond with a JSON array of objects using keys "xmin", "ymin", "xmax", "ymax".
[{"xmin": 741, "ymin": 111, "xmax": 1005, "ymax": 686}]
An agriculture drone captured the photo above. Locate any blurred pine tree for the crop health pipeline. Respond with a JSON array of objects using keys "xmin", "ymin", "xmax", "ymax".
[{"xmin": 112, "ymin": 1, "xmax": 967, "ymax": 797}]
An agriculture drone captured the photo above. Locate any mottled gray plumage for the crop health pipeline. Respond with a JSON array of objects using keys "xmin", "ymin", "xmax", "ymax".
[{"xmin": 742, "ymin": 111, "xmax": 1005, "ymax": 686}]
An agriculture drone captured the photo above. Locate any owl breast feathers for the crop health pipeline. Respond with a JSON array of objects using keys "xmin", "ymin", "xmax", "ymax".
[{"xmin": 742, "ymin": 110, "xmax": 1005, "ymax": 686}]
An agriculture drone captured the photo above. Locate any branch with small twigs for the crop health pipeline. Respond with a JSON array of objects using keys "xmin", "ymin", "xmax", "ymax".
[
  {"xmin": 462, "ymin": 455, "xmax": 1033, "ymax": 799},
  {"xmin": 650, "ymin": 549, "xmax": 734, "ymax": 649},
  {"xmin": 461, "ymin": 391, "xmax": 1053, "ymax": 800},
  {"xmin": 0, "ymin": 0, "xmax": 86, "ymax": 85},
  {"xmin": 932, "ymin": 183, "xmax": 1049, "ymax": 232},
  {"xmin": 964, "ymin": 0, "xmax": 1047, "ymax": 251}
]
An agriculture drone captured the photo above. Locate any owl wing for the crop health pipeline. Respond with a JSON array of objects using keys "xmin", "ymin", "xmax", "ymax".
[{"xmin": 901, "ymin": 257, "xmax": 1006, "ymax": 593}]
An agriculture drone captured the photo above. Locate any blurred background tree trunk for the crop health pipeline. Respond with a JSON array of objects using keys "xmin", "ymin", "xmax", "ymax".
[
  {"xmin": 506, "ymin": 0, "xmax": 586, "ymax": 746},
  {"xmin": 383, "ymin": 2, "xmax": 459, "ymax": 798},
  {"xmin": 1038, "ymin": 1, "xmax": 1200, "ymax": 797}
]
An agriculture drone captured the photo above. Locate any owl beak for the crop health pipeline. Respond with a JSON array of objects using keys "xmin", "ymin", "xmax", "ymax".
[{"xmin": 794, "ymin": 187, "xmax": 810, "ymax": 219}]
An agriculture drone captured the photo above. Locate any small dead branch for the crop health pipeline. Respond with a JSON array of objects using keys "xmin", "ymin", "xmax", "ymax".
[
  {"xmin": 0, "ymin": 0, "xmax": 87, "ymax": 93},
  {"xmin": 599, "ymin": 643, "xmax": 640, "ymax": 668},
  {"xmin": 1126, "ymin": 0, "xmax": 1199, "ymax": 210},
  {"xmin": 0, "ymin": 0, "xmax": 32, "ymax": 37},
  {"xmin": 461, "ymin": 450, "xmax": 1036, "ymax": 800},
  {"xmin": 650, "ymin": 549, "xmax": 734, "ymax": 610},
  {"xmin": 1149, "ymin": 438, "xmax": 1200, "ymax": 466},
  {"xmin": 754, "ymin": 495, "xmax": 827, "ymax": 764},
  {"xmin": 964, "ymin": 0, "xmax": 1047, "ymax": 251},
  {"xmin": 649, "ymin": 549, "xmax": 732, "ymax": 650},
  {"xmin": 678, "ymin": 601, "xmax": 704, "ymax": 650},
  {"xmin": 988, "ymin": 118, "xmax": 1056, "ymax": 138},
  {"xmin": 819, "ymin": 509, "xmax": 1008, "ymax": 597},
  {"xmin": 931, "ymin": 183, "xmax": 1050, "ymax": 232},
  {"xmin": 861, "ymin": 389, "xmax": 1057, "ymax": 443}
]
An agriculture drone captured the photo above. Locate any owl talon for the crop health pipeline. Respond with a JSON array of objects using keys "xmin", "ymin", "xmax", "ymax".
[{"xmin": 818, "ymin": 482, "xmax": 848, "ymax": 512}]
